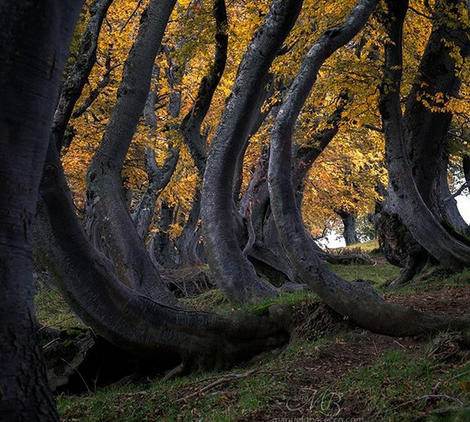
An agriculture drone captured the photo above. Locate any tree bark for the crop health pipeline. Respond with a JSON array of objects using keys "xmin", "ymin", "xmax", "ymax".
[
  {"xmin": 52, "ymin": 0, "xmax": 113, "ymax": 152},
  {"xmin": 85, "ymin": 0, "xmax": 178, "ymax": 304},
  {"xmin": 0, "ymin": 1, "xmax": 83, "ymax": 419},
  {"xmin": 379, "ymin": 0, "xmax": 470, "ymax": 270},
  {"xmin": 34, "ymin": 146, "xmax": 289, "ymax": 369},
  {"xmin": 201, "ymin": 0, "xmax": 303, "ymax": 304},
  {"xmin": 132, "ymin": 69, "xmax": 180, "ymax": 241},
  {"xmin": 268, "ymin": 0, "xmax": 469, "ymax": 336},
  {"xmin": 335, "ymin": 210, "xmax": 359, "ymax": 246}
]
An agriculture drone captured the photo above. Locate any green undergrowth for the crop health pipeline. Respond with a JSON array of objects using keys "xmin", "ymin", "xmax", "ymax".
[
  {"xmin": 335, "ymin": 343, "xmax": 470, "ymax": 421},
  {"xmin": 35, "ymin": 243, "xmax": 470, "ymax": 421},
  {"xmin": 387, "ymin": 267, "xmax": 470, "ymax": 296},
  {"xmin": 328, "ymin": 261, "xmax": 400, "ymax": 286},
  {"xmin": 35, "ymin": 287, "xmax": 83, "ymax": 329},
  {"xmin": 57, "ymin": 329, "xmax": 470, "ymax": 422}
]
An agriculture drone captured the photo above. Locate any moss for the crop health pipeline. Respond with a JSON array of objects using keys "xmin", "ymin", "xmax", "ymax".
[{"xmin": 35, "ymin": 287, "xmax": 84, "ymax": 329}]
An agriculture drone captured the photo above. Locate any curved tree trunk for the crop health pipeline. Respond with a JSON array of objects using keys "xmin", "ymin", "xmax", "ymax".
[
  {"xmin": 132, "ymin": 147, "xmax": 179, "ymax": 240},
  {"xmin": 379, "ymin": 0, "xmax": 470, "ymax": 270},
  {"xmin": 35, "ymin": 146, "xmax": 288, "ymax": 369},
  {"xmin": 52, "ymin": 0, "xmax": 113, "ymax": 152},
  {"xmin": 173, "ymin": 0, "xmax": 228, "ymax": 267},
  {"xmin": 268, "ymin": 0, "xmax": 470, "ymax": 336},
  {"xmin": 0, "ymin": 1, "xmax": 83, "ymax": 419},
  {"xmin": 438, "ymin": 153, "xmax": 469, "ymax": 234},
  {"xmin": 377, "ymin": 0, "xmax": 470, "ymax": 280},
  {"xmin": 463, "ymin": 155, "xmax": 470, "ymax": 189},
  {"xmin": 201, "ymin": 0, "xmax": 303, "ymax": 304},
  {"xmin": 86, "ymin": 0, "xmax": 178, "ymax": 304}
]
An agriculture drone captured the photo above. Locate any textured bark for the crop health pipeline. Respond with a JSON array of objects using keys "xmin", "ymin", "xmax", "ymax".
[
  {"xmin": 0, "ymin": 1, "xmax": 83, "ymax": 420},
  {"xmin": 132, "ymin": 147, "xmax": 179, "ymax": 240},
  {"xmin": 132, "ymin": 70, "xmax": 180, "ymax": 241},
  {"xmin": 180, "ymin": 0, "xmax": 228, "ymax": 178},
  {"xmin": 438, "ymin": 154, "xmax": 469, "ymax": 234},
  {"xmin": 86, "ymin": 0, "xmax": 178, "ymax": 304},
  {"xmin": 172, "ymin": 0, "xmax": 229, "ymax": 266},
  {"xmin": 335, "ymin": 210, "xmax": 359, "ymax": 246},
  {"xmin": 268, "ymin": 0, "xmax": 469, "ymax": 336},
  {"xmin": 201, "ymin": 0, "xmax": 303, "ymax": 304},
  {"xmin": 379, "ymin": 0, "xmax": 470, "ymax": 270},
  {"xmin": 34, "ymin": 147, "xmax": 288, "ymax": 368},
  {"xmin": 52, "ymin": 0, "xmax": 113, "ymax": 152},
  {"xmin": 378, "ymin": 0, "xmax": 470, "ymax": 277}
]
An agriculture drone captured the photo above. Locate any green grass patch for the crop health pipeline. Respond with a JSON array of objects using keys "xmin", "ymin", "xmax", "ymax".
[
  {"xmin": 328, "ymin": 262, "xmax": 400, "ymax": 286},
  {"xmin": 334, "ymin": 342, "xmax": 470, "ymax": 421},
  {"xmin": 35, "ymin": 287, "xmax": 83, "ymax": 329}
]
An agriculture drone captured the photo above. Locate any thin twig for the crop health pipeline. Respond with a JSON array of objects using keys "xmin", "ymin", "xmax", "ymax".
[{"xmin": 177, "ymin": 369, "xmax": 258, "ymax": 402}]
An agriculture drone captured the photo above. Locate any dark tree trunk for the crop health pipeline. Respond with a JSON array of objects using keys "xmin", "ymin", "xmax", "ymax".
[
  {"xmin": 132, "ymin": 147, "xmax": 179, "ymax": 240},
  {"xmin": 131, "ymin": 70, "xmax": 180, "ymax": 241},
  {"xmin": 438, "ymin": 153, "xmax": 469, "ymax": 234},
  {"xmin": 52, "ymin": 0, "xmax": 113, "ymax": 152},
  {"xmin": 201, "ymin": 0, "xmax": 303, "ymax": 304},
  {"xmin": 86, "ymin": 0, "xmax": 178, "ymax": 304},
  {"xmin": 379, "ymin": 0, "xmax": 470, "ymax": 270},
  {"xmin": 0, "ymin": 1, "xmax": 83, "ymax": 419},
  {"xmin": 149, "ymin": 202, "xmax": 179, "ymax": 268},
  {"xmin": 335, "ymin": 210, "xmax": 359, "ymax": 246},
  {"xmin": 268, "ymin": 0, "xmax": 469, "ymax": 336},
  {"xmin": 464, "ymin": 155, "xmax": 470, "ymax": 189}
]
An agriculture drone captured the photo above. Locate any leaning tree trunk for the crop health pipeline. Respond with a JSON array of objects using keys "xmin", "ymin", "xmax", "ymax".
[
  {"xmin": 51, "ymin": 0, "xmax": 113, "ymax": 152},
  {"xmin": 437, "ymin": 153, "xmax": 469, "ymax": 235},
  {"xmin": 86, "ymin": 0, "xmax": 178, "ymax": 304},
  {"xmin": 378, "ymin": 0, "xmax": 470, "ymax": 280},
  {"xmin": 34, "ymin": 145, "xmax": 289, "ymax": 369},
  {"xmin": 0, "ymin": 1, "xmax": 83, "ymax": 419},
  {"xmin": 379, "ymin": 0, "xmax": 470, "ymax": 270},
  {"xmin": 464, "ymin": 155, "xmax": 470, "ymax": 189},
  {"xmin": 268, "ymin": 0, "xmax": 470, "ymax": 336},
  {"xmin": 131, "ymin": 69, "xmax": 180, "ymax": 241},
  {"xmin": 201, "ymin": 0, "xmax": 304, "ymax": 304}
]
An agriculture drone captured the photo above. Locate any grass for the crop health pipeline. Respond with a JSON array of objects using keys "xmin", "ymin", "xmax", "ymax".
[
  {"xmin": 335, "ymin": 345, "xmax": 470, "ymax": 421},
  {"xmin": 34, "ymin": 242, "xmax": 470, "ymax": 421},
  {"xmin": 328, "ymin": 261, "xmax": 400, "ymax": 286},
  {"xmin": 57, "ymin": 336, "xmax": 332, "ymax": 422},
  {"xmin": 35, "ymin": 287, "xmax": 83, "ymax": 329}
]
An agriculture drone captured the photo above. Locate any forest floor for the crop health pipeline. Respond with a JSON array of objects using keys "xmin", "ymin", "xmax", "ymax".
[{"xmin": 35, "ymin": 240, "xmax": 470, "ymax": 421}]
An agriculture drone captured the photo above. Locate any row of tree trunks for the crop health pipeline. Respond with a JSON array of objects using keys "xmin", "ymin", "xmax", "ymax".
[
  {"xmin": 268, "ymin": 0, "xmax": 470, "ymax": 335},
  {"xmin": 35, "ymin": 145, "xmax": 289, "ymax": 368},
  {"xmin": 0, "ymin": 1, "xmax": 84, "ymax": 419},
  {"xmin": 239, "ymin": 96, "xmax": 354, "ymax": 285},
  {"xmin": 85, "ymin": 0, "xmax": 178, "ymax": 304},
  {"xmin": 201, "ymin": 0, "xmax": 304, "ymax": 303}
]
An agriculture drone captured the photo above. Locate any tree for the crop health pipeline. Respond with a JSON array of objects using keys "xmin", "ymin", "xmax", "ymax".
[
  {"xmin": 201, "ymin": 0, "xmax": 303, "ymax": 303},
  {"xmin": 379, "ymin": 0, "xmax": 470, "ymax": 277},
  {"xmin": 268, "ymin": 0, "xmax": 470, "ymax": 335},
  {"xmin": 0, "ymin": 1, "xmax": 84, "ymax": 419}
]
